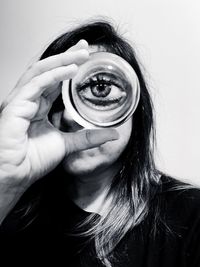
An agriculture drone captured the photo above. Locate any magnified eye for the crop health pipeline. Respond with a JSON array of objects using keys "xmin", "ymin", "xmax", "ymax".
[{"xmin": 76, "ymin": 73, "xmax": 127, "ymax": 111}]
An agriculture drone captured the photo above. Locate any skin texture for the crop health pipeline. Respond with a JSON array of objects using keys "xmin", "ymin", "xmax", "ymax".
[
  {"xmin": 62, "ymin": 114, "xmax": 132, "ymax": 177},
  {"xmin": 61, "ymin": 45, "xmax": 133, "ymax": 177},
  {"xmin": 0, "ymin": 41, "xmax": 119, "ymax": 184},
  {"xmin": 0, "ymin": 40, "xmax": 119, "ymax": 223},
  {"xmin": 51, "ymin": 46, "xmax": 133, "ymax": 213}
]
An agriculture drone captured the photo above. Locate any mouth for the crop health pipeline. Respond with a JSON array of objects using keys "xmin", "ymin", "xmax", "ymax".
[{"xmin": 66, "ymin": 146, "xmax": 101, "ymax": 161}]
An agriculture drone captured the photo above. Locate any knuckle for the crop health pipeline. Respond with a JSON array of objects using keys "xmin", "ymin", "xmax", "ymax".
[
  {"xmin": 30, "ymin": 77, "xmax": 41, "ymax": 89},
  {"xmin": 85, "ymin": 130, "xmax": 93, "ymax": 146},
  {"xmin": 79, "ymin": 49, "xmax": 89, "ymax": 57},
  {"xmin": 51, "ymin": 72, "xmax": 60, "ymax": 84},
  {"xmin": 30, "ymin": 61, "xmax": 41, "ymax": 74},
  {"xmin": 27, "ymin": 63, "xmax": 34, "ymax": 71},
  {"xmin": 68, "ymin": 64, "xmax": 78, "ymax": 75},
  {"xmin": 30, "ymin": 77, "xmax": 38, "ymax": 86},
  {"xmin": 58, "ymin": 53, "xmax": 66, "ymax": 65},
  {"xmin": 0, "ymin": 100, "xmax": 8, "ymax": 113}
]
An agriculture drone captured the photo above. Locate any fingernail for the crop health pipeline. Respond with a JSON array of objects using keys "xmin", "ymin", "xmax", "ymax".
[
  {"xmin": 77, "ymin": 39, "xmax": 88, "ymax": 47},
  {"xmin": 104, "ymin": 129, "xmax": 119, "ymax": 140},
  {"xmin": 79, "ymin": 49, "xmax": 89, "ymax": 57}
]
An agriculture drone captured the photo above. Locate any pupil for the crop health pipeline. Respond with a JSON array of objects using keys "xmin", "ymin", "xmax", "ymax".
[{"xmin": 91, "ymin": 83, "xmax": 111, "ymax": 97}]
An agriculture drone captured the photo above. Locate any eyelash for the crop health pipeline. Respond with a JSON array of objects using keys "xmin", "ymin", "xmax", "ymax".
[
  {"xmin": 76, "ymin": 75, "xmax": 122, "ymax": 92},
  {"xmin": 72, "ymin": 73, "xmax": 127, "ymax": 111}
]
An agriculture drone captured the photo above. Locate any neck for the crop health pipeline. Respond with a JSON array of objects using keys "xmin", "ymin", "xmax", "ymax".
[{"xmin": 67, "ymin": 163, "xmax": 120, "ymax": 215}]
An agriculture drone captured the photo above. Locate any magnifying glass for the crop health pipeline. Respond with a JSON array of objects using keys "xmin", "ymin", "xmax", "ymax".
[{"xmin": 62, "ymin": 52, "xmax": 140, "ymax": 128}]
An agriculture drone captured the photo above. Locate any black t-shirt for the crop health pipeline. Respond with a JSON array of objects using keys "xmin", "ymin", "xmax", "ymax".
[{"xmin": 1, "ymin": 172, "xmax": 200, "ymax": 267}]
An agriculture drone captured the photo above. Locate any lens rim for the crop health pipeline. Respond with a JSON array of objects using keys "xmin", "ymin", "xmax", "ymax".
[{"xmin": 62, "ymin": 52, "xmax": 140, "ymax": 129}]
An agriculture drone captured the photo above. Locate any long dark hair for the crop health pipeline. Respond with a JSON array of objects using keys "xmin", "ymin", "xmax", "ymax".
[{"xmin": 40, "ymin": 20, "xmax": 160, "ymax": 266}]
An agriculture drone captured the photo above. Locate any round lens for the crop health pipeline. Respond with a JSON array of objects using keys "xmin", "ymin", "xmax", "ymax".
[{"xmin": 62, "ymin": 52, "xmax": 140, "ymax": 128}]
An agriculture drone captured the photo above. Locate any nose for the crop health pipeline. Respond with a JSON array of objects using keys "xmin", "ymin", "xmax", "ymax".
[{"xmin": 61, "ymin": 109, "xmax": 83, "ymax": 132}]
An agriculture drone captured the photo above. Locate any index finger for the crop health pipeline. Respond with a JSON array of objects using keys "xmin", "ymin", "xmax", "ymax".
[{"xmin": 16, "ymin": 39, "xmax": 89, "ymax": 88}]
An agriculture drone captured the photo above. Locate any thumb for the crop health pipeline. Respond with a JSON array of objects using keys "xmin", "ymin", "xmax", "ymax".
[{"xmin": 63, "ymin": 128, "xmax": 119, "ymax": 154}]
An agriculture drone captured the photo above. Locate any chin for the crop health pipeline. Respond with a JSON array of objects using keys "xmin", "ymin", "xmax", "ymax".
[{"xmin": 62, "ymin": 150, "xmax": 109, "ymax": 176}]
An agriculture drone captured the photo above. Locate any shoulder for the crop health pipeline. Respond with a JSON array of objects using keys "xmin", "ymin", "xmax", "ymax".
[
  {"xmin": 151, "ymin": 175, "xmax": 200, "ymax": 266},
  {"xmin": 0, "ymin": 166, "xmax": 64, "ymax": 234},
  {"xmin": 152, "ymin": 174, "xmax": 200, "ymax": 239},
  {"xmin": 159, "ymin": 175, "xmax": 200, "ymax": 218}
]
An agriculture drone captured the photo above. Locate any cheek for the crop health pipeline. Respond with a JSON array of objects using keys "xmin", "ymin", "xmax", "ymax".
[
  {"xmin": 109, "ymin": 118, "xmax": 133, "ymax": 155},
  {"xmin": 62, "ymin": 118, "xmax": 132, "ymax": 174},
  {"xmin": 88, "ymin": 118, "xmax": 132, "ymax": 163}
]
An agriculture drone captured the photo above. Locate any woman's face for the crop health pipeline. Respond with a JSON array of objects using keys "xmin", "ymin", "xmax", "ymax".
[
  {"xmin": 60, "ymin": 45, "xmax": 133, "ymax": 177},
  {"xmin": 62, "ymin": 116, "xmax": 132, "ymax": 176}
]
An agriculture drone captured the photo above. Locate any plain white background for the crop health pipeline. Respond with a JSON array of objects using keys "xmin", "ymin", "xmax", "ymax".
[{"xmin": 0, "ymin": 0, "xmax": 200, "ymax": 185}]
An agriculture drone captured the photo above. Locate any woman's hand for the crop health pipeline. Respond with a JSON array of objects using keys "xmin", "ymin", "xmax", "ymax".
[
  {"xmin": 0, "ymin": 39, "xmax": 119, "ymax": 223},
  {"xmin": 0, "ymin": 39, "xmax": 119, "ymax": 189}
]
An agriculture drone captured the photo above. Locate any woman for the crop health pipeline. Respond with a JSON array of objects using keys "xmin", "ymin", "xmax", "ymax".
[{"xmin": 0, "ymin": 20, "xmax": 200, "ymax": 267}]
